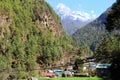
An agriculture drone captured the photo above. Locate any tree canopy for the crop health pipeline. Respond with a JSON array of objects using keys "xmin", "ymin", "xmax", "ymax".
[
  {"xmin": 105, "ymin": 0, "xmax": 120, "ymax": 31},
  {"xmin": 0, "ymin": 0, "xmax": 76, "ymax": 79},
  {"xmin": 96, "ymin": 0, "xmax": 120, "ymax": 79}
]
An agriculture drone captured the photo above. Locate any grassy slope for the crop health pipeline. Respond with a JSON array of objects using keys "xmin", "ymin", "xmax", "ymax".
[{"xmin": 39, "ymin": 77, "xmax": 111, "ymax": 80}]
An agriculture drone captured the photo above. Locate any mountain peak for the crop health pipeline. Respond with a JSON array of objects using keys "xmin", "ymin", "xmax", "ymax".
[
  {"xmin": 55, "ymin": 3, "xmax": 96, "ymax": 22},
  {"xmin": 55, "ymin": 3, "xmax": 96, "ymax": 35}
]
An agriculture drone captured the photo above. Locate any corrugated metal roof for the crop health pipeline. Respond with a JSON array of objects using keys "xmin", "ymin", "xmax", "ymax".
[{"xmin": 96, "ymin": 63, "xmax": 111, "ymax": 69}]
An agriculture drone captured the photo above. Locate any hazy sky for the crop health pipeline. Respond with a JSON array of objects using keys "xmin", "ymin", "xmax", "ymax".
[{"xmin": 46, "ymin": 0, "xmax": 116, "ymax": 18}]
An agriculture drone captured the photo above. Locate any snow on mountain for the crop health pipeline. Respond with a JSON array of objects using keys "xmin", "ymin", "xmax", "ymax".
[
  {"xmin": 54, "ymin": 3, "xmax": 97, "ymax": 35},
  {"xmin": 55, "ymin": 3, "xmax": 96, "ymax": 22}
]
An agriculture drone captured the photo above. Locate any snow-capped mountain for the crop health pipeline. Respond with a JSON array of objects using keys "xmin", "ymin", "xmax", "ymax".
[{"xmin": 55, "ymin": 3, "xmax": 96, "ymax": 34}]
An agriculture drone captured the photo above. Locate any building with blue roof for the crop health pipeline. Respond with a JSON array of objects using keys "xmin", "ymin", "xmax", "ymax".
[{"xmin": 96, "ymin": 63, "xmax": 111, "ymax": 77}]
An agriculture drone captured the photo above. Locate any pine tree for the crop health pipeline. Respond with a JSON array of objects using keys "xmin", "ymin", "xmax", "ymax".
[{"xmin": 105, "ymin": 0, "xmax": 120, "ymax": 31}]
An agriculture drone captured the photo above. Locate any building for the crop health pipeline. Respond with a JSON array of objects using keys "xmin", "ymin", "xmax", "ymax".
[{"xmin": 96, "ymin": 63, "xmax": 111, "ymax": 77}]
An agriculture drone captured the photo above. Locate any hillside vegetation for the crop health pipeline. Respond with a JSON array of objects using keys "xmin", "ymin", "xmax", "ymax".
[
  {"xmin": 72, "ymin": 9, "xmax": 109, "ymax": 51},
  {"xmin": 95, "ymin": 0, "xmax": 120, "ymax": 79},
  {"xmin": 0, "ymin": 0, "xmax": 76, "ymax": 79}
]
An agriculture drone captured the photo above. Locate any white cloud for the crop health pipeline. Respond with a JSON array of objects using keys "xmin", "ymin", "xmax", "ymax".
[
  {"xmin": 92, "ymin": 14, "xmax": 97, "ymax": 19},
  {"xmin": 91, "ymin": 10, "xmax": 97, "ymax": 18},
  {"xmin": 91, "ymin": 10, "xmax": 95, "ymax": 14},
  {"xmin": 55, "ymin": 3, "xmax": 97, "ymax": 22},
  {"xmin": 56, "ymin": 3, "xmax": 71, "ymax": 16}
]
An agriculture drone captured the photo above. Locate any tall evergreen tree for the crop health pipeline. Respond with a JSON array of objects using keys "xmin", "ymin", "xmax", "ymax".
[
  {"xmin": 105, "ymin": 0, "xmax": 120, "ymax": 31},
  {"xmin": 99, "ymin": 0, "xmax": 120, "ymax": 79}
]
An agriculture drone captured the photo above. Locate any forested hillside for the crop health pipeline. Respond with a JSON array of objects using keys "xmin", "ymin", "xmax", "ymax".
[
  {"xmin": 0, "ymin": 0, "xmax": 76, "ymax": 79},
  {"xmin": 95, "ymin": 0, "xmax": 120, "ymax": 79},
  {"xmin": 72, "ymin": 9, "xmax": 109, "ymax": 51},
  {"xmin": 61, "ymin": 18, "xmax": 89, "ymax": 35}
]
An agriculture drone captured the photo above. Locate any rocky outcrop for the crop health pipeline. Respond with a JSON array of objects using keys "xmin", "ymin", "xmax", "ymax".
[
  {"xmin": 0, "ymin": 14, "xmax": 12, "ymax": 37},
  {"xmin": 0, "ymin": 14, "xmax": 11, "ymax": 27},
  {"xmin": 34, "ymin": 8, "xmax": 61, "ymax": 37}
]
